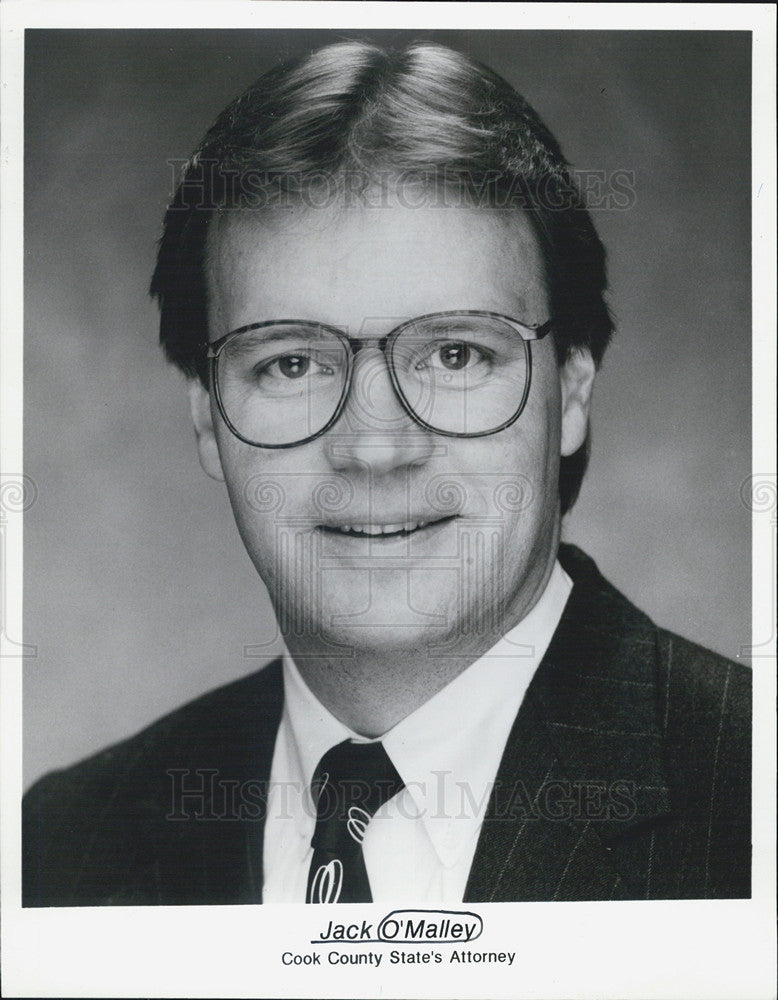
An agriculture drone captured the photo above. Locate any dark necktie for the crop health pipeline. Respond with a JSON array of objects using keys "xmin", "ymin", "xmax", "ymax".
[{"xmin": 306, "ymin": 739, "xmax": 404, "ymax": 904}]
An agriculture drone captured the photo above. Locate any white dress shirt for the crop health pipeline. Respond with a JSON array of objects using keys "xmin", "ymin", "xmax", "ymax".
[{"xmin": 262, "ymin": 560, "xmax": 572, "ymax": 903}]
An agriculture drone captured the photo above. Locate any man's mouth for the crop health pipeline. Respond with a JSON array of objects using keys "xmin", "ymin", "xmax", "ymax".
[{"xmin": 317, "ymin": 515, "xmax": 456, "ymax": 539}]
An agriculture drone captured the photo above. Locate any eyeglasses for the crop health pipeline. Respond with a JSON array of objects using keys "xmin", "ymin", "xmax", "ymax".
[{"xmin": 207, "ymin": 310, "xmax": 553, "ymax": 449}]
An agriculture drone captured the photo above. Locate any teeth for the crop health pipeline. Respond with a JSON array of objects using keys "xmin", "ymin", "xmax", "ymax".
[{"xmin": 333, "ymin": 521, "xmax": 431, "ymax": 536}]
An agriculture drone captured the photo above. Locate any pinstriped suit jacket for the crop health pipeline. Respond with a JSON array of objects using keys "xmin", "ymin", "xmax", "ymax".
[{"xmin": 23, "ymin": 545, "xmax": 751, "ymax": 905}]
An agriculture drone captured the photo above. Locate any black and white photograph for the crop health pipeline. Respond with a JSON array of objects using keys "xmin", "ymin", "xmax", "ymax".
[{"xmin": 2, "ymin": 4, "xmax": 775, "ymax": 999}]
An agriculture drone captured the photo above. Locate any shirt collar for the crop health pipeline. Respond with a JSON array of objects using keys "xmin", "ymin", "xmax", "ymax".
[{"xmin": 281, "ymin": 560, "xmax": 572, "ymax": 867}]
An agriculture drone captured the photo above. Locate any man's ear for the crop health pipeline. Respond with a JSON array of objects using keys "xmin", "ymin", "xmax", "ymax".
[
  {"xmin": 559, "ymin": 348, "xmax": 596, "ymax": 457},
  {"xmin": 188, "ymin": 380, "xmax": 225, "ymax": 482}
]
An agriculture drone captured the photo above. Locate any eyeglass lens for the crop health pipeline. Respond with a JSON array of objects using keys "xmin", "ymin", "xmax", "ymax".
[{"xmin": 215, "ymin": 315, "xmax": 530, "ymax": 446}]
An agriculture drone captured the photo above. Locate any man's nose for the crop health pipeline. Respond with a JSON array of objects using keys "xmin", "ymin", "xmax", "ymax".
[{"xmin": 325, "ymin": 347, "xmax": 438, "ymax": 475}]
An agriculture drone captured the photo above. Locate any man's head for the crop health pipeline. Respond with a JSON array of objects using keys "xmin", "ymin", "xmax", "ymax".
[{"xmin": 151, "ymin": 40, "xmax": 611, "ymax": 656}]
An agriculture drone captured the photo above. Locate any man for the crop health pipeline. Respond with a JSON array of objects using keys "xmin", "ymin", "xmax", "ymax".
[{"xmin": 23, "ymin": 39, "xmax": 750, "ymax": 905}]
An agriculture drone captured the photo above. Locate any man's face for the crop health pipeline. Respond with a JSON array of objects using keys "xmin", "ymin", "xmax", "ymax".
[{"xmin": 194, "ymin": 197, "xmax": 593, "ymax": 657}]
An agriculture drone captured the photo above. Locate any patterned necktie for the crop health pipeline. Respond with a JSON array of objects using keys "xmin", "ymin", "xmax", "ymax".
[{"xmin": 306, "ymin": 739, "xmax": 404, "ymax": 904}]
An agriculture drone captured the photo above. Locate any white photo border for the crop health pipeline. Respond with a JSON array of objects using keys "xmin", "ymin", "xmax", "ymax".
[{"xmin": 1, "ymin": 3, "xmax": 775, "ymax": 999}]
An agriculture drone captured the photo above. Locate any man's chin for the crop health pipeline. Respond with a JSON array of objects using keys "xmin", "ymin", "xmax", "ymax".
[
  {"xmin": 305, "ymin": 623, "xmax": 445, "ymax": 659},
  {"xmin": 278, "ymin": 583, "xmax": 461, "ymax": 659}
]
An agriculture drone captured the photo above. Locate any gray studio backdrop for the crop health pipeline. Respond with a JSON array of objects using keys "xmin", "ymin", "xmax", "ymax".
[{"xmin": 23, "ymin": 29, "xmax": 752, "ymax": 789}]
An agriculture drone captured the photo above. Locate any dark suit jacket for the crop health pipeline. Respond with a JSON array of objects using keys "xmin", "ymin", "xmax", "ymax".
[{"xmin": 23, "ymin": 545, "xmax": 751, "ymax": 905}]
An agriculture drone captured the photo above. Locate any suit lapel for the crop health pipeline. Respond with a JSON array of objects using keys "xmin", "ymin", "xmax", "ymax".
[
  {"xmin": 232, "ymin": 658, "xmax": 284, "ymax": 903},
  {"xmin": 172, "ymin": 658, "xmax": 285, "ymax": 904},
  {"xmin": 465, "ymin": 546, "xmax": 672, "ymax": 902}
]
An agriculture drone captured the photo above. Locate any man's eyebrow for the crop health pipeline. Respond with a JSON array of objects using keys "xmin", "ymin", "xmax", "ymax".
[
  {"xmin": 413, "ymin": 315, "xmax": 516, "ymax": 341},
  {"xmin": 226, "ymin": 322, "xmax": 340, "ymax": 343}
]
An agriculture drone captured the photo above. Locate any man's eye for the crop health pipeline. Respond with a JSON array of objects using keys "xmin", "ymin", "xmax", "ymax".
[
  {"xmin": 255, "ymin": 353, "xmax": 334, "ymax": 381},
  {"xmin": 277, "ymin": 354, "xmax": 310, "ymax": 379},
  {"xmin": 439, "ymin": 342, "xmax": 470, "ymax": 370},
  {"xmin": 415, "ymin": 341, "xmax": 486, "ymax": 373}
]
